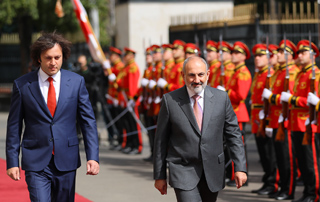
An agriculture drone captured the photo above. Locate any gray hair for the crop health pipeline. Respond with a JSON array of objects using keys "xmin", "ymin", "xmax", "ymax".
[{"xmin": 182, "ymin": 56, "xmax": 209, "ymax": 73}]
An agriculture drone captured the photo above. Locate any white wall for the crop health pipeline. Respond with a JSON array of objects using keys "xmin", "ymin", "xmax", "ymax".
[{"xmin": 115, "ymin": 2, "xmax": 233, "ymax": 72}]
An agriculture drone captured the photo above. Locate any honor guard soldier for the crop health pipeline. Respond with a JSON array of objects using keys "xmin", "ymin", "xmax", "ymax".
[
  {"xmin": 157, "ymin": 39, "xmax": 185, "ymax": 92},
  {"xmin": 281, "ymin": 40, "xmax": 320, "ymax": 202},
  {"xmin": 148, "ymin": 45, "xmax": 163, "ymax": 116},
  {"xmin": 140, "ymin": 46, "xmax": 155, "ymax": 161},
  {"xmin": 107, "ymin": 47, "xmax": 125, "ymax": 149},
  {"xmin": 161, "ymin": 44, "xmax": 175, "ymax": 82},
  {"xmin": 184, "ymin": 43, "xmax": 200, "ymax": 58},
  {"xmin": 205, "ymin": 40, "xmax": 221, "ymax": 88},
  {"xmin": 140, "ymin": 46, "xmax": 154, "ymax": 113},
  {"xmin": 216, "ymin": 41, "xmax": 235, "ymax": 87},
  {"xmin": 262, "ymin": 39, "xmax": 299, "ymax": 200},
  {"xmin": 116, "ymin": 47, "xmax": 142, "ymax": 155},
  {"xmin": 250, "ymin": 44, "xmax": 278, "ymax": 196},
  {"xmin": 226, "ymin": 41, "xmax": 252, "ymax": 131},
  {"xmin": 219, "ymin": 41, "xmax": 252, "ymax": 187}
]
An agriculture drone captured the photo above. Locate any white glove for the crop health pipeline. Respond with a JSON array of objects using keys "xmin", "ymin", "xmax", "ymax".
[
  {"xmin": 307, "ymin": 92, "xmax": 320, "ymax": 106},
  {"xmin": 127, "ymin": 99, "xmax": 135, "ymax": 108},
  {"xmin": 154, "ymin": 96, "xmax": 161, "ymax": 104},
  {"xmin": 148, "ymin": 80, "xmax": 157, "ymax": 89},
  {"xmin": 305, "ymin": 117, "xmax": 318, "ymax": 125},
  {"xmin": 113, "ymin": 99, "xmax": 119, "ymax": 107},
  {"xmin": 141, "ymin": 78, "xmax": 149, "ymax": 87},
  {"xmin": 102, "ymin": 60, "xmax": 111, "ymax": 69},
  {"xmin": 108, "ymin": 73, "xmax": 116, "ymax": 82},
  {"xmin": 148, "ymin": 97, "xmax": 152, "ymax": 104},
  {"xmin": 157, "ymin": 78, "xmax": 168, "ymax": 89},
  {"xmin": 259, "ymin": 110, "xmax": 265, "ymax": 120},
  {"xmin": 280, "ymin": 92, "xmax": 292, "ymax": 103},
  {"xmin": 278, "ymin": 113, "xmax": 285, "ymax": 123},
  {"xmin": 217, "ymin": 85, "xmax": 226, "ymax": 91},
  {"xmin": 265, "ymin": 128, "xmax": 273, "ymax": 138},
  {"xmin": 262, "ymin": 88, "xmax": 272, "ymax": 100},
  {"xmin": 305, "ymin": 117, "xmax": 310, "ymax": 126}
]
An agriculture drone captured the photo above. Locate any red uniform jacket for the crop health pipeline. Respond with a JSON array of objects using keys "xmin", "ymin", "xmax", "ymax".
[
  {"xmin": 267, "ymin": 62, "xmax": 299, "ymax": 128},
  {"xmin": 226, "ymin": 62, "xmax": 252, "ymax": 123},
  {"xmin": 166, "ymin": 58, "xmax": 185, "ymax": 92},
  {"xmin": 116, "ymin": 59, "xmax": 140, "ymax": 106},
  {"xmin": 289, "ymin": 64, "xmax": 319, "ymax": 132},
  {"xmin": 250, "ymin": 66, "xmax": 273, "ymax": 133},
  {"xmin": 208, "ymin": 60, "xmax": 221, "ymax": 88},
  {"xmin": 108, "ymin": 59, "xmax": 124, "ymax": 105}
]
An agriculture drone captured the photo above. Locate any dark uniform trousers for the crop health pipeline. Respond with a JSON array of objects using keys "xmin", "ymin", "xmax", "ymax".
[
  {"xmin": 291, "ymin": 131, "xmax": 320, "ymax": 199},
  {"xmin": 254, "ymin": 132, "xmax": 278, "ymax": 190},
  {"xmin": 272, "ymin": 128, "xmax": 296, "ymax": 195}
]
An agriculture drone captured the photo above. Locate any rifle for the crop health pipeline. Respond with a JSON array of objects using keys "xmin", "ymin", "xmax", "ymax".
[
  {"xmin": 219, "ymin": 34, "xmax": 225, "ymax": 87},
  {"xmin": 141, "ymin": 38, "xmax": 149, "ymax": 112},
  {"xmin": 257, "ymin": 35, "xmax": 271, "ymax": 137},
  {"xmin": 275, "ymin": 33, "xmax": 289, "ymax": 142},
  {"xmin": 193, "ymin": 33, "xmax": 200, "ymax": 56},
  {"xmin": 303, "ymin": 31, "xmax": 316, "ymax": 145},
  {"xmin": 159, "ymin": 36, "xmax": 166, "ymax": 98},
  {"xmin": 203, "ymin": 34, "xmax": 207, "ymax": 61}
]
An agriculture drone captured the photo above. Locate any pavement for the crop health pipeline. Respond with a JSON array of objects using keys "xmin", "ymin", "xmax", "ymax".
[{"xmin": 0, "ymin": 111, "xmax": 304, "ymax": 202}]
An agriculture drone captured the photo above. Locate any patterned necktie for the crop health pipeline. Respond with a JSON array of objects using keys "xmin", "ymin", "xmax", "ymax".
[
  {"xmin": 47, "ymin": 77, "xmax": 56, "ymax": 117},
  {"xmin": 192, "ymin": 94, "xmax": 203, "ymax": 131}
]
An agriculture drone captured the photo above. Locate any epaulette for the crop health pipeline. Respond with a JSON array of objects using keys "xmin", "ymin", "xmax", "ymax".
[
  {"xmin": 238, "ymin": 71, "xmax": 251, "ymax": 80},
  {"xmin": 129, "ymin": 64, "xmax": 138, "ymax": 73}
]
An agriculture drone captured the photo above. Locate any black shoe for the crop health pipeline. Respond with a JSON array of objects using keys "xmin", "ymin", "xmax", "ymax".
[
  {"xmin": 128, "ymin": 148, "xmax": 141, "ymax": 155},
  {"xmin": 122, "ymin": 147, "xmax": 132, "ymax": 154},
  {"xmin": 252, "ymin": 184, "xmax": 267, "ymax": 193},
  {"xmin": 226, "ymin": 180, "xmax": 236, "ymax": 187},
  {"xmin": 296, "ymin": 177, "xmax": 304, "ymax": 186},
  {"xmin": 257, "ymin": 186, "xmax": 276, "ymax": 195},
  {"xmin": 275, "ymin": 192, "xmax": 293, "ymax": 200},
  {"xmin": 291, "ymin": 195, "xmax": 314, "ymax": 202},
  {"xmin": 143, "ymin": 155, "xmax": 153, "ymax": 162},
  {"xmin": 269, "ymin": 191, "xmax": 280, "ymax": 198},
  {"xmin": 302, "ymin": 196, "xmax": 315, "ymax": 202}
]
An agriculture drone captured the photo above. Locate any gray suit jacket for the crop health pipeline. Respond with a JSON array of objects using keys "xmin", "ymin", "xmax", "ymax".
[{"xmin": 153, "ymin": 86, "xmax": 246, "ymax": 192}]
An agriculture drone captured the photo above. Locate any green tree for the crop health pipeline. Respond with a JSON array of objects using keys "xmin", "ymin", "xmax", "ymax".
[{"xmin": 0, "ymin": 0, "xmax": 110, "ymax": 74}]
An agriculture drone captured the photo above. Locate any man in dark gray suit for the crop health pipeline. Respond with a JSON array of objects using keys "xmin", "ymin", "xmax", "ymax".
[{"xmin": 153, "ymin": 56, "xmax": 247, "ymax": 201}]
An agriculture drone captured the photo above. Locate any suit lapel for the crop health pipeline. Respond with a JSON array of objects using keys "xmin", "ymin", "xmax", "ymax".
[
  {"xmin": 178, "ymin": 86, "xmax": 201, "ymax": 136},
  {"xmin": 28, "ymin": 70, "xmax": 52, "ymax": 117},
  {"xmin": 54, "ymin": 70, "xmax": 71, "ymax": 120},
  {"xmin": 202, "ymin": 87, "xmax": 214, "ymax": 134}
]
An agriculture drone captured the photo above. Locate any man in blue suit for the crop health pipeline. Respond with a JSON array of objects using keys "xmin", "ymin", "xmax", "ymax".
[{"xmin": 6, "ymin": 32, "xmax": 100, "ymax": 202}]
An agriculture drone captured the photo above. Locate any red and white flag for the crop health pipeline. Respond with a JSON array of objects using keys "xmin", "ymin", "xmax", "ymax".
[{"xmin": 71, "ymin": 0, "xmax": 111, "ymax": 74}]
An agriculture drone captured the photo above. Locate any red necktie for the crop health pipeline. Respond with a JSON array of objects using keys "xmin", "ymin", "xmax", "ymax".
[
  {"xmin": 47, "ymin": 77, "xmax": 56, "ymax": 117},
  {"xmin": 192, "ymin": 94, "xmax": 203, "ymax": 131}
]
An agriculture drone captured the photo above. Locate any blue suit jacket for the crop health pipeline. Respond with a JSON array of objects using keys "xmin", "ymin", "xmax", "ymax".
[{"xmin": 6, "ymin": 69, "xmax": 99, "ymax": 172}]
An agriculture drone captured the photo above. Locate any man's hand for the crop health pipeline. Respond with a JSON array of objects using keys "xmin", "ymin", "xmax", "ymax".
[
  {"xmin": 234, "ymin": 171, "xmax": 247, "ymax": 189},
  {"xmin": 154, "ymin": 179, "xmax": 167, "ymax": 195},
  {"xmin": 7, "ymin": 167, "xmax": 20, "ymax": 181},
  {"xmin": 86, "ymin": 160, "xmax": 99, "ymax": 175}
]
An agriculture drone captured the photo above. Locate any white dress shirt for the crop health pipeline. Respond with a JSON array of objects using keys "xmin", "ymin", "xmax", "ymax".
[
  {"xmin": 186, "ymin": 87, "xmax": 204, "ymax": 111},
  {"xmin": 38, "ymin": 68, "xmax": 61, "ymax": 104}
]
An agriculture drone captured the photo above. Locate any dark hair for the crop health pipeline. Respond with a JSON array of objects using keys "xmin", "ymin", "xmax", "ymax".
[{"xmin": 30, "ymin": 31, "xmax": 72, "ymax": 67}]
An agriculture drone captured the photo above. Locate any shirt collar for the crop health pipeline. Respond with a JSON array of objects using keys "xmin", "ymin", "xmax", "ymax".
[
  {"xmin": 186, "ymin": 85, "xmax": 205, "ymax": 99},
  {"xmin": 39, "ymin": 67, "xmax": 61, "ymax": 82}
]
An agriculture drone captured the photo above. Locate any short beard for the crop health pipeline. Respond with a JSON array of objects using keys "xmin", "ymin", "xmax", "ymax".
[{"xmin": 188, "ymin": 80, "xmax": 207, "ymax": 94}]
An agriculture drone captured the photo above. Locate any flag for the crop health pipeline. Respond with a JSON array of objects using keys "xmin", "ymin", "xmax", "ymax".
[
  {"xmin": 55, "ymin": 0, "xmax": 65, "ymax": 18},
  {"xmin": 71, "ymin": 0, "xmax": 111, "ymax": 74}
]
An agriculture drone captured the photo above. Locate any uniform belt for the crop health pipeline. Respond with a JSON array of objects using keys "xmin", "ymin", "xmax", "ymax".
[{"xmin": 251, "ymin": 104, "xmax": 263, "ymax": 109}]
